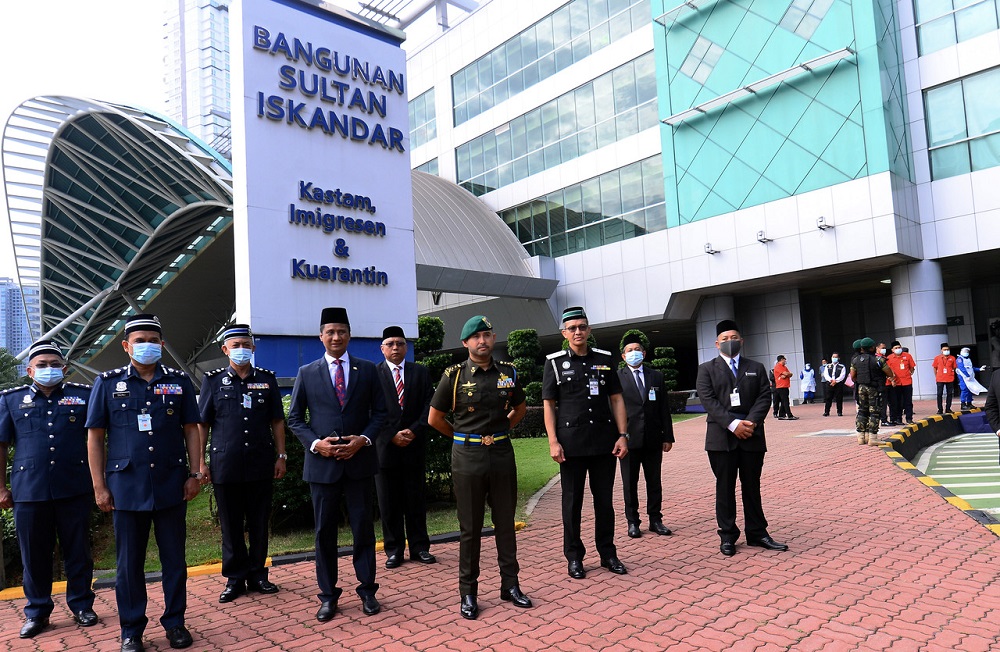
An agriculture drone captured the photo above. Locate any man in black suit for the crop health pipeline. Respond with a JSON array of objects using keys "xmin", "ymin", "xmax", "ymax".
[
  {"xmin": 287, "ymin": 307, "xmax": 387, "ymax": 621},
  {"xmin": 695, "ymin": 319, "xmax": 787, "ymax": 557},
  {"xmin": 618, "ymin": 332, "xmax": 674, "ymax": 538},
  {"xmin": 984, "ymin": 369, "xmax": 1000, "ymax": 462},
  {"xmin": 374, "ymin": 325, "xmax": 436, "ymax": 569}
]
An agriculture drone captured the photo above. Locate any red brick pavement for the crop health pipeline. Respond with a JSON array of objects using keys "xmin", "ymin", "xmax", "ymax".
[{"xmin": 3, "ymin": 399, "xmax": 1000, "ymax": 650}]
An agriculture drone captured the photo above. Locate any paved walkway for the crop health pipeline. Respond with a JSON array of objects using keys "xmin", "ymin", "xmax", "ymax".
[{"xmin": 3, "ymin": 399, "xmax": 1000, "ymax": 651}]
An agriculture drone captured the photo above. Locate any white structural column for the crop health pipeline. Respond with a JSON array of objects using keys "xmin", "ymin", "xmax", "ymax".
[
  {"xmin": 696, "ymin": 295, "xmax": 735, "ymax": 364},
  {"xmin": 891, "ymin": 261, "xmax": 947, "ymax": 400}
]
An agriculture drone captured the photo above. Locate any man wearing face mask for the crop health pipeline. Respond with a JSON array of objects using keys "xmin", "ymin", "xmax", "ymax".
[
  {"xmin": 697, "ymin": 320, "xmax": 786, "ymax": 556},
  {"xmin": 86, "ymin": 314, "xmax": 202, "ymax": 652},
  {"xmin": 932, "ymin": 343, "xmax": 958, "ymax": 414},
  {"xmin": 617, "ymin": 331, "xmax": 674, "ymax": 538},
  {"xmin": 822, "ymin": 353, "xmax": 847, "ymax": 417},
  {"xmin": 886, "ymin": 342, "xmax": 916, "ymax": 424},
  {"xmin": 956, "ymin": 347, "xmax": 987, "ymax": 410},
  {"xmin": 0, "ymin": 340, "xmax": 98, "ymax": 639},
  {"xmin": 197, "ymin": 324, "xmax": 287, "ymax": 604}
]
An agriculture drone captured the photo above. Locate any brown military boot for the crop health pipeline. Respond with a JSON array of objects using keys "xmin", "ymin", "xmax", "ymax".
[
  {"xmin": 868, "ymin": 434, "xmax": 880, "ymax": 446},
  {"xmin": 857, "ymin": 433, "xmax": 868, "ymax": 445}
]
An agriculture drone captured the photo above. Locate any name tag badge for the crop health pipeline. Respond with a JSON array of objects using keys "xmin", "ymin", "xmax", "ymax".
[
  {"xmin": 730, "ymin": 390, "xmax": 741, "ymax": 408},
  {"xmin": 648, "ymin": 389, "xmax": 656, "ymax": 401},
  {"xmin": 589, "ymin": 379, "xmax": 600, "ymax": 396},
  {"xmin": 900, "ymin": 363, "xmax": 905, "ymax": 369},
  {"xmin": 243, "ymin": 393, "xmax": 252, "ymax": 409},
  {"xmin": 138, "ymin": 413, "xmax": 152, "ymax": 432}
]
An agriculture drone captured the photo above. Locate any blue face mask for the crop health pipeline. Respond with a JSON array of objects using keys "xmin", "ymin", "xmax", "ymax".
[
  {"xmin": 228, "ymin": 347, "xmax": 253, "ymax": 365},
  {"xmin": 624, "ymin": 350, "xmax": 644, "ymax": 367},
  {"xmin": 33, "ymin": 367, "xmax": 64, "ymax": 387},
  {"xmin": 131, "ymin": 342, "xmax": 162, "ymax": 365}
]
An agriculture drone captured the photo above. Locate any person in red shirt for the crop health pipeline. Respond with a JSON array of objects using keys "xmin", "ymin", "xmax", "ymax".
[
  {"xmin": 932, "ymin": 343, "xmax": 958, "ymax": 414},
  {"xmin": 886, "ymin": 341, "xmax": 916, "ymax": 424},
  {"xmin": 773, "ymin": 356, "xmax": 797, "ymax": 420}
]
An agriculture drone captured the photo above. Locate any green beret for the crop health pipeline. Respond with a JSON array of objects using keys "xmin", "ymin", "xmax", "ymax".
[
  {"xmin": 859, "ymin": 337, "xmax": 875, "ymax": 348},
  {"xmin": 461, "ymin": 315, "xmax": 493, "ymax": 341},
  {"xmin": 852, "ymin": 339, "xmax": 862, "ymax": 350}
]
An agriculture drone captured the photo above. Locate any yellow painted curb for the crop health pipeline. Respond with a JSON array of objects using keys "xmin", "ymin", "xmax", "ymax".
[
  {"xmin": 945, "ymin": 496, "xmax": 973, "ymax": 510},
  {"xmin": 885, "ymin": 451, "xmax": 903, "ymax": 459},
  {"xmin": 987, "ymin": 524, "xmax": 1000, "ymax": 536},
  {"xmin": 918, "ymin": 476, "xmax": 940, "ymax": 487},
  {"xmin": 896, "ymin": 461, "xmax": 916, "ymax": 470}
]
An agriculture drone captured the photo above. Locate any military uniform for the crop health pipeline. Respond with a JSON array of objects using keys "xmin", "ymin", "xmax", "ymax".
[
  {"xmin": 430, "ymin": 358, "xmax": 524, "ymax": 598},
  {"xmin": 86, "ymin": 363, "xmax": 199, "ymax": 640},
  {"xmin": 199, "ymin": 365, "xmax": 284, "ymax": 588},
  {"xmin": 541, "ymin": 346, "xmax": 624, "ymax": 563},
  {"xmin": 0, "ymin": 382, "xmax": 95, "ymax": 622}
]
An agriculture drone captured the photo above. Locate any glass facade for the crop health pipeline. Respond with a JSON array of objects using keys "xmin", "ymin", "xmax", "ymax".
[
  {"xmin": 925, "ymin": 66, "xmax": 1000, "ymax": 179},
  {"xmin": 457, "ymin": 52, "xmax": 657, "ymax": 196},
  {"xmin": 414, "ymin": 158, "xmax": 439, "ymax": 175},
  {"xmin": 451, "ymin": 0, "xmax": 651, "ymax": 126},
  {"xmin": 408, "ymin": 89, "xmax": 437, "ymax": 149},
  {"xmin": 780, "ymin": 0, "xmax": 835, "ymax": 39},
  {"xmin": 915, "ymin": 0, "xmax": 1000, "ymax": 55},
  {"xmin": 499, "ymin": 156, "xmax": 665, "ymax": 257}
]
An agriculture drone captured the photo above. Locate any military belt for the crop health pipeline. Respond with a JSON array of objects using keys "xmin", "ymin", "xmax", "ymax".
[{"xmin": 453, "ymin": 432, "xmax": 508, "ymax": 446}]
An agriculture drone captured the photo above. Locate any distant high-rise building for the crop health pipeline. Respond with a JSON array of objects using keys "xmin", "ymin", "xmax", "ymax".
[
  {"xmin": 0, "ymin": 277, "xmax": 36, "ymax": 374},
  {"xmin": 163, "ymin": 0, "xmax": 232, "ymax": 158}
]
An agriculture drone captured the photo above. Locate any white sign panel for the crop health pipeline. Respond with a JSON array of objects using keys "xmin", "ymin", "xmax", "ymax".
[{"xmin": 231, "ymin": 0, "xmax": 415, "ymax": 337}]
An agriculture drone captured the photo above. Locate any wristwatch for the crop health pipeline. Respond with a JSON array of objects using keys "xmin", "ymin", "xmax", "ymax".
[
  {"xmin": 187, "ymin": 472, "xmax": 203, "ymax": 479},
  {"xmin": 620, "ymin": 433, "xmax": 630, "ymax": 441},
  {"xmin": 277, "ymin": 453, "xmax": 288, "ymax": 459}
]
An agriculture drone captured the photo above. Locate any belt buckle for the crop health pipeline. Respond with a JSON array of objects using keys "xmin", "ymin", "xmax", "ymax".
[{"xmin": 482, "ymin": 435, "xmax": 494, "ymax": 446}]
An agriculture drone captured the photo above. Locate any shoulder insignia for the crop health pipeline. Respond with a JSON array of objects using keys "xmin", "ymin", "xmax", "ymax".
[
  {"xmin": 66, "ymin": 382, "xmax": 92, "ymax": 389},
  {"xmin": 497, "ymin": 359, "xmax": 516, "ymax": 368},
  {"xmin": 546, "ymin": 350, "xmax": 568, "ymax": 360},
  {"xmin": 0, "ymin": 384, "xmax": 29, "ymax": 396},
  {"xmin": 204, "ymin": 367, "xmax": 226, "ymax": 377},
  {"xmin": 100, "ymin": 367, "xmax": 125, "ymax": 379},
  {"xmin": 443, "ymin": 363, "xmax": 463, "ymax": 376},
  {"xmin": 163, "ymin": 365, "xmax": 186, "ymax": 376},
  {"xmin": 592, "ymin": 347, "xmax": 611, "ymax": 356},
  {"xmin": 254, "ymin": 366, "xmax": 276, "ymax": 376}
]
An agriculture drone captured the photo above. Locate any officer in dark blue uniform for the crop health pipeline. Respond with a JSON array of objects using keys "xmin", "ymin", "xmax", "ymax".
[
  {"xmin": 0, "ymin": 340, "xmax": 97, "ymax": 639},
  {"xmin": 86, "ymin": 314, "xmax": 202, "ymax": 652},
  {"xmin": 197, "ymin": 324, "xmax": 287, "ymax": 604}
]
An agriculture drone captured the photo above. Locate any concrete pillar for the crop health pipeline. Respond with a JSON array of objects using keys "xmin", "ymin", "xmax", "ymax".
[
  {"xmin": 891, "ymin": 260, "xmax": 947, "ymax": 400},
  {"xmin": 696, "ymin": 295, "xmax": 734, "ymax": 364}
]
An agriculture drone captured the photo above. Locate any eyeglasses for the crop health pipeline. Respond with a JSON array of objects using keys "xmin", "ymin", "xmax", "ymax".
[
  {"xmin": 563, "ymin": 325, "xmax": 589, "ymax": 333},
  {"xmin": 382, "ymin": 340, "xmax": 406, "ymax": 348},
  {"xmin": 32, "ymin": 362, "xmax": 66, "ymax": 369}
]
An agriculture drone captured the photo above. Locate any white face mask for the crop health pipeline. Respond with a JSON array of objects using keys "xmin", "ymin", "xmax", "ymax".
[
  {"xmin": 831, "ymin": 357, "xmax": 839, "ymax": 364},
  {"xmin": 624, "ymin": 350, "xmax": 644, "ymax": 367},
  {"xmin": 892, "ymin": 348, "xmax": 901, "ymax": 355},
  {"xmin": 942, "ymin": 349, "xmax": 950, "ymax": 356}
]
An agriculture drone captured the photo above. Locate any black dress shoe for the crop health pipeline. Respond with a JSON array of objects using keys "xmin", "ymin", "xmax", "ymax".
[
  {"xmin": 121, "ymin": 637, "xmax": 145, "ymax": 652},
  {"xmin": 411, "ymin": 550, "xmax": 437, "ymax": 564},
  {"xmin": 219, "ymin": 582, "xmax": 246, "ymax": 603},
  {"xmin": 499, "ymin": 585, "xmax": 533, "ymax": 608},
  {"xmin": 19, "ymin": 616, "xmax": 49, "ymax": 638},
  {"xmin": 247, "ymin": 579, "xmax": 279, "ymax": 594},
  {"xmin": 823, "ymin": 412, "xmax": 829, "ymax": 417},
  {"xmin": 567, "ymin": 560, "xmax": 586, "ymax": 579},
  {"xmin": 747, "ymin": 535, "xmax": 788, "ymax": 551},
  {"xmin": 165, "ymin": 625, "xmax": 193, "ymax": 649},
  {"xmin": 786, "ymin": 416, "xmax": 799, "ymax": 420},
  {"xmin": 649, "ymin": 521, "xmax": 672, "ymax": 536},
  {"xmin": 720, "ymin": 542, "xmax": 736, "ymax": 556},
  {"xmin": 73, "ymin": 608, "xmax": 99, "ymax": 626},
  {"xmin": 385, "ymin": 554, "xmax": 403, "ymax": 569},
  {"xmin": 600, "ymin": 557, "xmax": 627, "ymax": 575},
  {"xmin": 460, "ymin": 594, "xmax": 479, "ymax": 620},
  {"xmin": 361, "ymin": 594, "xmax": 381, "ymax": 615},
  {"xmin": 316, "ymin": 601, "xmax": 338, "ymax": 622},
  {"xmin": 627, "ymin": 523, "xmax": 641, "ymax": 538}
]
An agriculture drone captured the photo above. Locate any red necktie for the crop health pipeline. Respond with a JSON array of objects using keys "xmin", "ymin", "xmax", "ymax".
[
  {"xmin": 334, "ymin": 359, "xmax": 346, "ymax": 406},
  {"xmin": 394, "ymin": 366, "xmax": 404, "ymax": 407}
]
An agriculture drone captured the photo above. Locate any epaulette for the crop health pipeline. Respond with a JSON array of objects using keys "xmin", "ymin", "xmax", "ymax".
[
  {"xmin": 443, "ymin": 363, "xmax": 463, "ymax": 376},
  {"xmin": 254, "ymin": 366, "xmax": 276, "ymax": 376},
  {"xmin": 0, "ymin": 384, "xmax": 28, "ymax": 396},
  {"xmin": 204, "ymin": 367, "xmax": 227, "ymax": 377},
  {"xmin": 497, "ymin": 359, "xmax": 516, "ymax": 368},
  {"xmin": 66, "ymin": 381, "xmax": 92, "ymax": 389},
  {"xmin": 592, "ymin": 347, "xmax": 611, "ymax": 355},
  {"xmin": 546, "ymin": 350, "xmax": 568, "ymax": 360},
  {"xmin": 163, "ymin": 365, "xmax": 187, "ymax": 377},
  {"xmin": 100, "ymin": 367, "xmax": 126, "ymax": 379}
]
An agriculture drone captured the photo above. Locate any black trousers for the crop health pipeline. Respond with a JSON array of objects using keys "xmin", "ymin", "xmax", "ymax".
[
  {"xmin": 824, "ymin": 383, "xmax": 844, "ymax": 415},
  {"xmin": 560, "ymin": 454, "xmax": 617, "ymax": 562},
  {"xmin": 310, "ymin": 477, "xmax": 377, "ymax": 604},
  {"xmin": 113, "ymin": 503, "xmax": 187, "ymax": 638},
  {"xmin": 14, "ymin": 494, "xmax": 95, "ymax": 619},
  {"xmin": 937, "ymin": 382, "xmax": 954, "ymax": 412},
  {"xmin": 774, "ymin": 387, "xmax": 793, "ymax": 417},
  {"xmin": 619, "ymin": 444, "xmax": 663, "ymax": 526},
  {"xmin": 375, "ymin": 462, "xmax": 431, "ymax": 558},
  {"xmin": 214, "ymin": 480, "xmax": 272, "ymax": 584},
  {"xmin": 878, "ymin": 385, "xmax": 890, "ymax": 422},
  {"xmin": 707, "ymin": 448, "xmax": 767, "ymax": 543},
  {"xmin": 451, "ymin": 441, "xmax": 519, "ymax": 597},
  {"xmin": 888, "ymin": 385, "xmax": 913, "ymax": 422}
]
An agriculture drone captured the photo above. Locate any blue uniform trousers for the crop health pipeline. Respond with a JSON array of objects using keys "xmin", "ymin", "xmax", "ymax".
[
  {"xmin": 14, "ymin": 494, "xmax": 95, "ymax": 619},
  {"xmin": 113, "ymin": 503, "xmax": 187, "ymax": 638},
  {"xmin": 214, "ymin": 480, "xmax": 272, "ymax": 584}
]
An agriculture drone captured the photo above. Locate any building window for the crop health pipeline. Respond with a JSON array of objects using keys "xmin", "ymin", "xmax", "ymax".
[
  {"xmin": 914, "ymin": 0, "xmax": 1000, "ymax": 55},
  {"xmin": 925, "ymin": 66, "xmax": 1000, "ymax": 179},
  {"xmin": 679, "ymin": 36, "xmax": 724, "ymax": 84},
  {"xmin": 456, "ymin": 52, "xmax": 657, "ymax": 196},
  {"xmin": 779, "ymin": 0, "xmax": 834, "ymax": 39},
  {"xmin": 409, "ymin": 89, "xmax": 437, "ymax": 150},
  {"xmin": 451, "ymin": 0, "xmax": 651, "ymax": 126},
  {"xmin": 498, "ymin": 155, "xmax": 665, "ymax": 257},
  {"xmin": 414, "ymin": 158, "xmax": 439, "ymax": 176}
]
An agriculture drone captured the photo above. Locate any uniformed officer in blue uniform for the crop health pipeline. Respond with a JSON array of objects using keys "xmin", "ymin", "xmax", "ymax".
[
  {"xmin": 86, "ymin": 314, "xmax": 202, "ymax": 652},
  {"xmin": 197, "ymin": 324, "xmax": 287, "ymax": 604},
  {"xmin": 543, "ymin": 307, "xmax": 630, "ymax": 580},
  {"xmin": 0, "ymin": 340, "xmax": 97, "ymax": 639}
]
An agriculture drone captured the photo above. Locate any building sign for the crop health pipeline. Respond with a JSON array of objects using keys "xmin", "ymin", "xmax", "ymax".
[{"xmin": 231, "ymin": 0, "xmax": 415, "ymax": 337}]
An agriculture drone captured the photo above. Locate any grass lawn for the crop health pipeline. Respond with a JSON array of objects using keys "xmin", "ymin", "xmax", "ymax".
[{"xmin": 92, "ymin": 417, "xmax": 693, "ymax": 573}]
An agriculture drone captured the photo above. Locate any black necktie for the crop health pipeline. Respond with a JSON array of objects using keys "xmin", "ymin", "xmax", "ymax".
[{"xmin": 634, "ymin": 369, "xmax": 644, "ymax": 395}]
